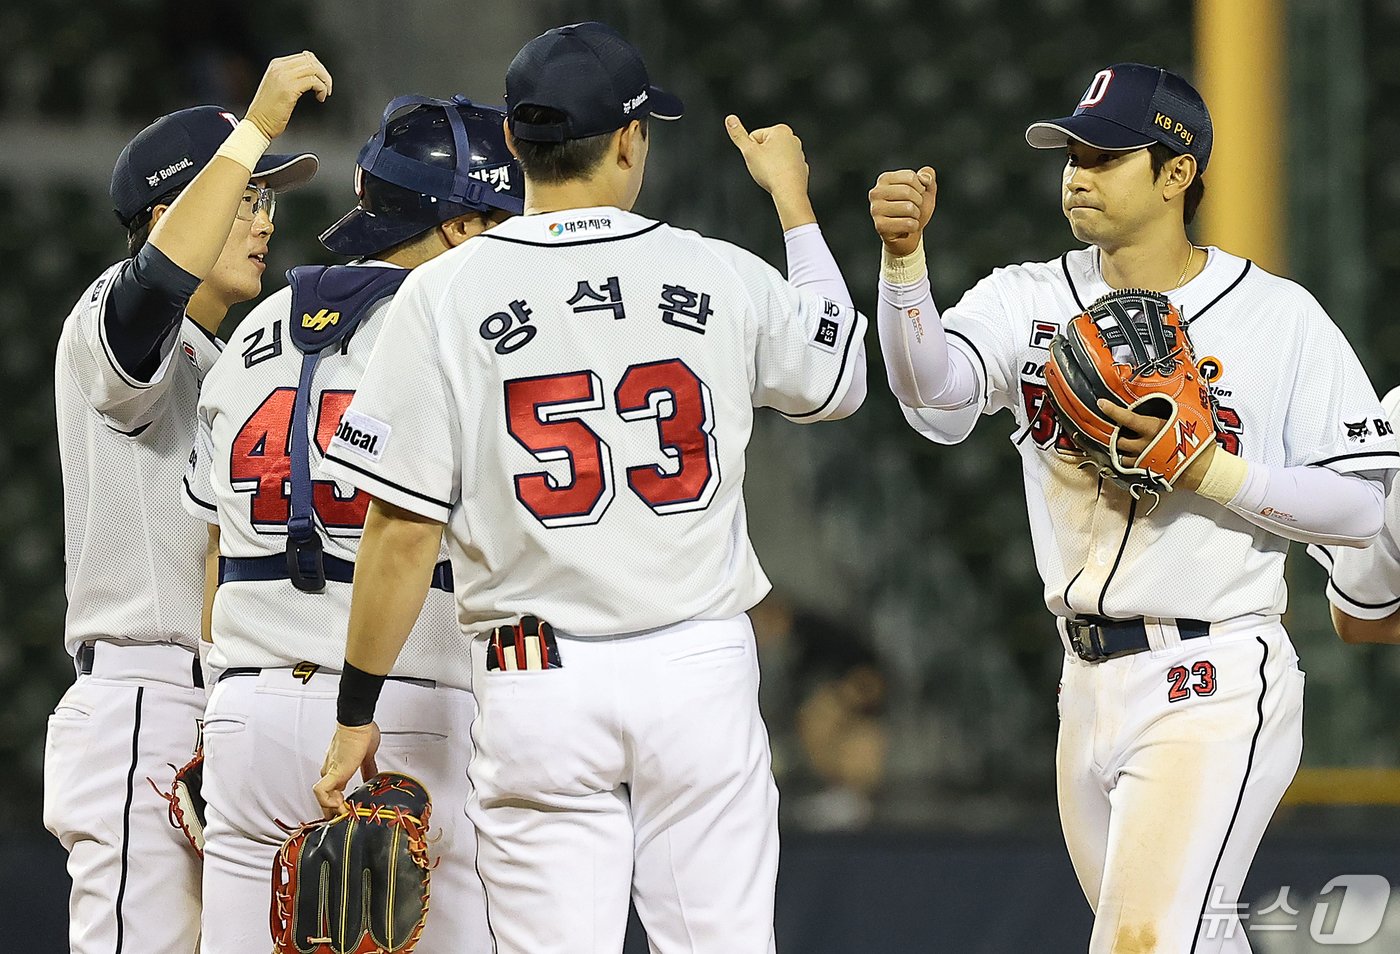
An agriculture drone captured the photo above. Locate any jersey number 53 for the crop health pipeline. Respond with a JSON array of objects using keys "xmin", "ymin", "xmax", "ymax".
[{"xmin": 505, "ymin": 358, "xmax": 719, "ymax": 528}]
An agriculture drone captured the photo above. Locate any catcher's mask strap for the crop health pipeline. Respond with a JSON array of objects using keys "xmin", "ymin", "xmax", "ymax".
[{"xmin": 358, "ymin": 95, "xmax": 487, "ymax": 207}]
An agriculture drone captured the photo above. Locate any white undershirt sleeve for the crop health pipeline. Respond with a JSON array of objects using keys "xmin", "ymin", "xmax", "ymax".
[
  {"xmin": 782, "ymin": 223, "xmax": 852, "ymax": 307},
  {"xmin": 1224, "ymin": 462, "xmax": 1385, "ymax": 547},
  {"xmin": 877, "ymin": 275, "xmax": 980, "ymax": 409}
]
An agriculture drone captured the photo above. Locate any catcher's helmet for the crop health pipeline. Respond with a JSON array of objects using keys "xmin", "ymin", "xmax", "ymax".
[{"xmin": 320, "ymin": 95, "xmax": 523, "ymax": 257}]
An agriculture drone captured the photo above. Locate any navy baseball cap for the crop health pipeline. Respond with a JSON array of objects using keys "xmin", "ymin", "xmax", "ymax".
[
  {"xmin": 111, "ymin": 106, "xmax": 319, "ymax": 228},
  {"xmin": 505, "ymin": 21, "xmax": 684, "ymax": 143},
  {"xmin": 321, "ymin": 95, "xmax": 524, "ymax": 257},
  {"xmin": 1025, "ymin": 63, "xmax": 1213, "ymax": 171}
]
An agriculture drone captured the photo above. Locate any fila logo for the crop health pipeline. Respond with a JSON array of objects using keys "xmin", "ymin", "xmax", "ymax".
[
  {"xmin": 292, "ymin": 661, "xmax": 319, "ymax": 684},
  {"xmin": 1030, "ymin": 322, "xmax": 1058, "ymax": 349},
  {"xmin": 1078, "ymin": 69, "xmax": 1114, "ymax": 109},
  {"xmin": 302, "ymin": 309, "xmax": 341, "ymax": 331}
]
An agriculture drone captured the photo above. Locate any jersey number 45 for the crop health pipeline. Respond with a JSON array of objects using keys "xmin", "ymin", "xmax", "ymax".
[{"xmin": 230, "ymin": 388, "xmax": 369, "ymax": 534}]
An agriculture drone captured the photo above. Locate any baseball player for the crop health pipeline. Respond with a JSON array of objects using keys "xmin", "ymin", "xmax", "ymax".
[
  {"xmin": 182, "ymin": 94, "xmax": 520, "ymax": 954},
  {"xmin": 870, "ymin": 64, "xmax": 1397, "ymax": 951},
  {"xmin": 46, "ymin": 53, "xmax": 327, "ymax": 954},
  {"xmin": 312, "ymin": 20, "xmax": 867, "ymax": 954},
  {"xmin": 1312, "ymin": 386, "xmax": 1400, "ymax": 645}
]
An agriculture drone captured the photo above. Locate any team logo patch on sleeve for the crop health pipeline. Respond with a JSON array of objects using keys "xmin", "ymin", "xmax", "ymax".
[
  {"xmin": 810, "ymin": 298, "xmax": 845, "ymax": 353},
  {"xmin": 330, "ymin": 408, "xmax": 391, "ymax": 463}
]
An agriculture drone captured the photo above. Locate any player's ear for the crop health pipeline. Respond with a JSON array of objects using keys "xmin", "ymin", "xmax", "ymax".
[
  {"xmin": 439, "ymin": 213, "xmax": 490, "ymax": 248},
  {"xmin": 502, "ymin": 117, "xmax": 522, "ymax": 161},
  {"xmin": 617, "ymin": 121, "xmax": 645, "ymax": 170},
  {"xmin": 149, "ymin": 204, "xmax": 171, "ymax": 227},
  {"xmin": 1161, "ymin": 155, "xmax": 1197, "ymax": 203}
]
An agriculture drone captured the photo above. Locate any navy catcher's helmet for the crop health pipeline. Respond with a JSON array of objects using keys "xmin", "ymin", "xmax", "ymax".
[{"xmin": 320, "ymin": 95, "xmax": 523, "ymax": 257}]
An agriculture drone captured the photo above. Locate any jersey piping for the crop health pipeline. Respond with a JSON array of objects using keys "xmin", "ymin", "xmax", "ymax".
[
  {"xmin": 784, "ymin": 306, "xmax": 861, "ymax": 418},
  {"xmin": 320, "ymin": 451, "xmax": 454, "ymax": 512},
  {"xmin": 480, "ymin": 221, "xmax": 664, "ymax": 248},
  {"xmin": 946, "ymin": 328, "xmax": 990, "ymax": 408},
  {"xmin": 1188, "ymin": 636, "xmax": 1268, "ymax": 953}
]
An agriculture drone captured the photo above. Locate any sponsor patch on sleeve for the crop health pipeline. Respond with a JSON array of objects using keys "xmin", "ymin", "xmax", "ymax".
[
  {"xmin": 330, "ymin": 408, "xmax": 391, "ymax": 463},
  {"xmin": 810, "ymin": 298, "xmax": 846, "ymax": 354}
]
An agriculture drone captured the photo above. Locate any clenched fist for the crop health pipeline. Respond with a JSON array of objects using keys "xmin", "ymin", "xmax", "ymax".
[
  {"xmin": 245, "ymin": 51, "xmax": 333, "ymax": 140},
  {"xmin": 869, "ymin": 167, "xmax": 937, "ymax": 257}
]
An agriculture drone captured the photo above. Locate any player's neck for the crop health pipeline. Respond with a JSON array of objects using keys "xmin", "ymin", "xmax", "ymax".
[
  {"xmin": 184, "ymin": 286, "xmax": 229, "ymax": 336},
  {"xmin": 523, "ymin": 177, "xmax": 627, "ymax": 216},
  {"xmin": 1097, "ymin": 224, "xmax": 1202, "ymax": 293}
]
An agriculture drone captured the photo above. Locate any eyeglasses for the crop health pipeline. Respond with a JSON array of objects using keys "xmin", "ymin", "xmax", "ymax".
[{"xmin": 236, "ymin": 185, "xmax": 276, "ymax": 222}]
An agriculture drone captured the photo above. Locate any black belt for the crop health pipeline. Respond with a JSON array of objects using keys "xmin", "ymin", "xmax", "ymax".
[
  {"xmin": 219, "ymin": 553, "xmax": 454, "ymax": 591},
  {"xmin": 76, "ymin": 641, "xmax": 204, "ymax": 689},
  {"xmin": 1065, "ymin": 616, "xmax": 1210, "ymax": 663},
  {"xmin": 219, "ymin": 663, "xmax": 434, "ymax": 689}
]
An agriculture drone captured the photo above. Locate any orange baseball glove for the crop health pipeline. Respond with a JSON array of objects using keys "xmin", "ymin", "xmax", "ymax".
[{"xmin": 1044, "ymin": 288, "xmax": 1219, "ymax": 497}]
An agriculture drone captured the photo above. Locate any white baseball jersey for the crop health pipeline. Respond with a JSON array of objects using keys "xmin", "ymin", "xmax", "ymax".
[
  {"xmin": 56, "ymin": 260, "xmax": 222, "ymax": 655},
  {"xmin": 1315, "ymin": 386, "xmax": 1400, "ymax": 618},
  {"xmin": 183, "ymin": 263, "xmax": 469, "ymax": 688},
  {"xmin": 905, "ymin": 246, "xmax": 1397, "ymax": 622},
  {"xmin": 321, "ymin": 207, "xmax": 866, "ymax": 637}
]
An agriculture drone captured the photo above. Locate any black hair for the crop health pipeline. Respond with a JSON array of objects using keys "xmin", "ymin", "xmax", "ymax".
[
  {"xmin": 1148, "ymin": 143, "xmax": 1205, "ymax": 226},
  {"xmin": 509, "ymin": 104, "xmax": 646, "ymax": 184},
  {"xmin": 125, "ymin": 187, "xmax": 182, "ymax": 257}
]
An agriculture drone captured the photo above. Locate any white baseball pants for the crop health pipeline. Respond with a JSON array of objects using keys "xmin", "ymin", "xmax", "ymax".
[
  {"xmin": 199, "ymin": 667, "xmax": 489, "ymax": 954},
  {"xmin": 43, "ymin": 641, "xmax": 205, "ymax": 954},
  {"xmin": 1057, "ymin": 618, "xmax": 1305, "ymax": 953},
  {"xmin": 466, "ymin": 614, "xmax": 780, "ymax": 954}
]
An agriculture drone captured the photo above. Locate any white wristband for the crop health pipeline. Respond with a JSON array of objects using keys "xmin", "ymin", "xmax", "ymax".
[
  {"xmin": 880, "ymin": 239, "xmax": 928, "ymax": 285},
  {"xmin": 213, "ymin": 120, "xmax": 271, "ymax": 175},
  {"xmin": 1194, "ymin": 449, "xmax": 1250, "ymax": 504}
]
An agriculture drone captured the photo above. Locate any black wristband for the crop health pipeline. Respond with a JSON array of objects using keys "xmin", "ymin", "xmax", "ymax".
[{"xmin": 337, "ymin": 661, "xmax": 386, "ymax": 727}]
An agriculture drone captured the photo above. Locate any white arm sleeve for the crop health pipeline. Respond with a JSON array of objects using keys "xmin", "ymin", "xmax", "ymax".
[
  {"xmin": 1226, "ymin": 462, "xmax": 1386, "ymax": 547},
  {"xmin": 877, "ymin": 275, "xmax": 980, "ymax": 409},
  {"xmin": 783, "ymin": 224, "xmax": 851, "ymax": 307},
  {"xmin": 782, "ymin": 223, "xmax": 865, "ymax": 419}
]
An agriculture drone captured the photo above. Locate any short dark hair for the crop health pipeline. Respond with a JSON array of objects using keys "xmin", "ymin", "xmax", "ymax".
[
  {"xmin": 1148, "ymin": 143, "xmax": 1205, "ymax": 226},
  {"xmin": 509, "ymin": 105, "xmax": 645, "ymax": 183},
  {"xmin": 374, "ymin": 208, "xmax": 499, "ymax": 260},
  {"xmin": 125, "ymin": 187, "xmax": 182, "ymax": 257}
]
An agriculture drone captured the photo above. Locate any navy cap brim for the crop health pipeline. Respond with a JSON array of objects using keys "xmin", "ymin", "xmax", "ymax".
[
  {"xmin": 319, "ymin": 207, "xmax": 431, "ymax": 257},
  {"xmin": 647, "ymin": 86, "xmax": 684, "ymax": 121},
  {"xmin": 1025, "ymin": 115, "xmax": 1155, "ymax": 152},
  {"xmin": 254, "ymin": 152, "xmax": 319, "ymax": 191}
]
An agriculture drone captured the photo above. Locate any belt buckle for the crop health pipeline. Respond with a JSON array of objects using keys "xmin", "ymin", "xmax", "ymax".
[{"xmin": 1067, "ymin": 619, "xmax": 1106, "ymax": 663}]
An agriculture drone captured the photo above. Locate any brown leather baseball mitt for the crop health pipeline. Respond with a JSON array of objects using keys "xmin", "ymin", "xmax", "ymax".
[
  {"xmin": 271, "ymin": 772, "xmax": 433, "ymax": 954},
  {"xmin": 1044, "ymin": 287, "xmax": 1219, "ymax": 497}
]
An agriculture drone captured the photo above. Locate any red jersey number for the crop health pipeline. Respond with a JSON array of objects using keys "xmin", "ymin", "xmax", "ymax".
[
  {"xmin": 505, "ymin": 360, "xmax": 719, "ymax": 528},
  {"xmin": 229, "ymin": 388, "xmax": 369, "ymax": 532}
]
